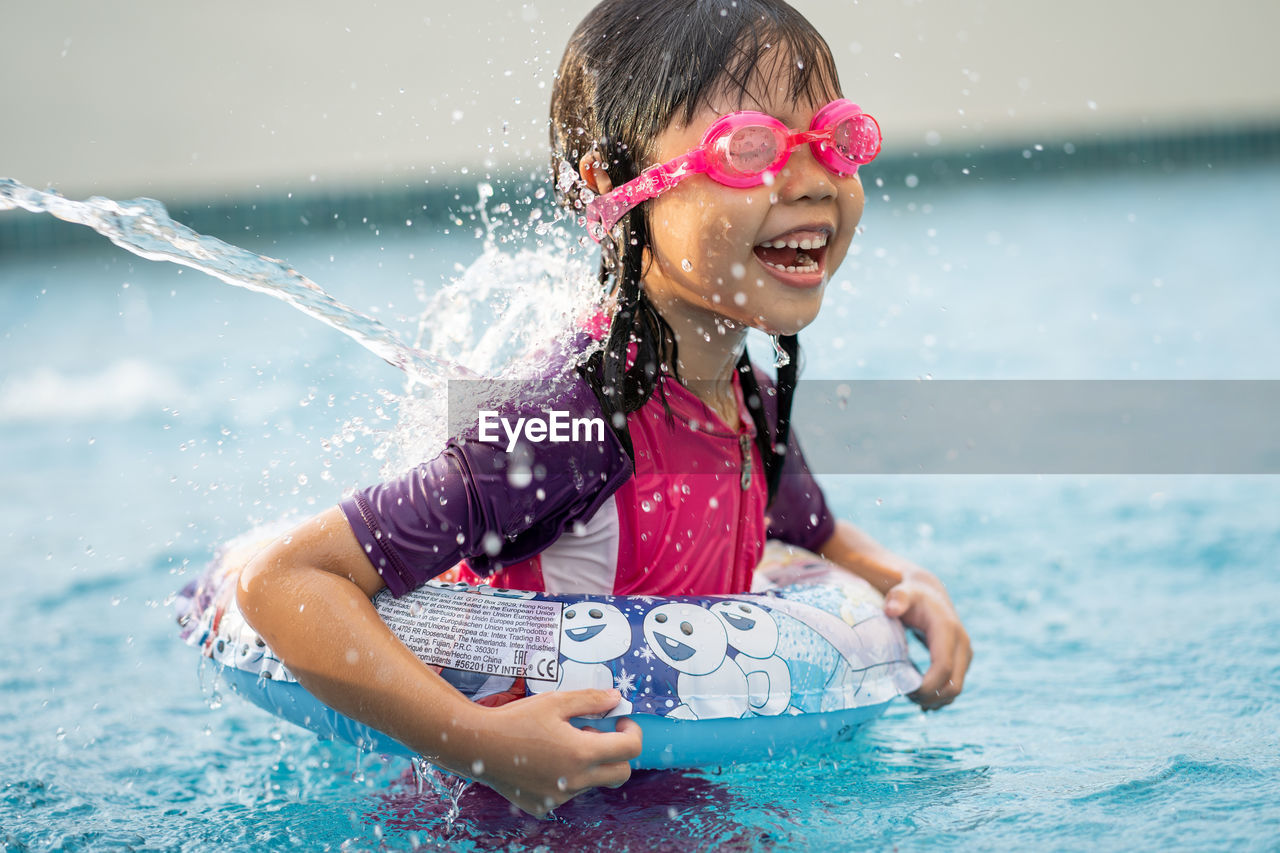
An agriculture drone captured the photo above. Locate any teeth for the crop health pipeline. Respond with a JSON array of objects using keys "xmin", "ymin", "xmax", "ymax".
[
  {"xmin": 758, "ymin": 234, "xmax": 828, "ymax": 250},
  {"xmin": 761, "ymin": 259, "xmax": 820, "ymax": 274}
]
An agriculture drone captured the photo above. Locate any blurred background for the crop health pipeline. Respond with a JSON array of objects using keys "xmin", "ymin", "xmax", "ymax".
[
  {"xmin": 2, "ymin": 3, "xmax": 1279, "ymax": 850},
  {"xmin": 3, "ymin": 0, "xmax": 1279, "ymax": 243}
]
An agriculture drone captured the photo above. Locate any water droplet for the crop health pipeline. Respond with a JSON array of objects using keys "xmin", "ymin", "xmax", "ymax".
[
  {"xmin": 508, "ymin": 463, "xmax": 533, "ymax": 488},
  {"xmin": 733, "ymin": 292, "xmax": 748, "ymax": 306},
  {"xmin": 770, "ymin": 335, "xmax": 791, "ymax": 368},
  {"xmin": 471, "ymin": 759, "xmax": 485, "ymax": 775},
  {"xmin": 482, "ymin": 531, "xmax": 502, "ymax": 556},
  {"xmin": 730, "ymin": 262, "xmax": 746, "ymax": 279},
  {"xmin": 681, "ymin": 258, "xmax": 693, "ymax": 271}
]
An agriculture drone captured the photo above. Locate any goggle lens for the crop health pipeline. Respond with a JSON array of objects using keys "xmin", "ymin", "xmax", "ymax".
[
  {"xmin": 829, "ymin": 114, "xmax": 881, "ymax": 166},
  {"xmin": 720, "ymin": 125, "xmax": 783, "ymax": 177}
]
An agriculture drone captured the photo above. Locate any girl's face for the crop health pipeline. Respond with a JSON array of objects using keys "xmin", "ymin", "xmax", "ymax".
[{"xmin": 639, "ymin": 74, "xmax": 865, "ymax": 337}]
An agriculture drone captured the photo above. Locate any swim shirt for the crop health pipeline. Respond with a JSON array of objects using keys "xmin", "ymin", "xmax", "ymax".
[{"xmin": 339, "ymin": 359, "xmax": 833, "ymax": 597}]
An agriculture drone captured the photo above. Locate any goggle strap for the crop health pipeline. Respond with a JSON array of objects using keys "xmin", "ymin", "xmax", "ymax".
[{"xmin": 586, "ymin": 150, "xmax": 706, "ymax": 241}]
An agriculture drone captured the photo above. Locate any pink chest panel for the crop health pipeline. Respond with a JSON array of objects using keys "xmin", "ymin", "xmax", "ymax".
[
  {"xmin": 487, "ymin": 373, "xmax": 766, "ymax": 596},
  {"xmin": 610, "ymin": 377, "xmax": 766, "ymax": 595}
]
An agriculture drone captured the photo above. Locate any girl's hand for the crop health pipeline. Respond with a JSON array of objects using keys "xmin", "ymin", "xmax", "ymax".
[
  {"xmin": 818, "ymin": 520, "xmax": 972, "ymax": 710},
  {"xmin": 884, "ymin": 573, "xmax": 971, "ymax": 710},
  {"xmin": 238, "ymin": 508, "xmax": 641, "ymax": 819},
  {"xmin": 461, "ymin": 688, "xmax": 642, "ymax": 817}
]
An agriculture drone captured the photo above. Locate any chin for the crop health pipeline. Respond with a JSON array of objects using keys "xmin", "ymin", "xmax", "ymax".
[{"xmin": 752, "ymin": 296, "xmax": 824, "ymax": 336}]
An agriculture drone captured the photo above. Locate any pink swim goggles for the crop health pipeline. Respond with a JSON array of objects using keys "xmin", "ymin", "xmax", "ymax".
[{"xmin": 585, "ymin": 99, "xmax": 881, "ymax": 242}]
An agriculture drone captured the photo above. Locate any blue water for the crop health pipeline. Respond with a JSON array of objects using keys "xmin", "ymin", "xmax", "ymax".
[{"xmin": 2, "ymin": 163, "xmax": 1279, "ymax": 850}]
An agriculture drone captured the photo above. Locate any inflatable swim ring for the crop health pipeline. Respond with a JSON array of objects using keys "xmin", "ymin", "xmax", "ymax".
[{"xmin": 176, "ymin": 531, "xmax": 922, "ymax": 769}]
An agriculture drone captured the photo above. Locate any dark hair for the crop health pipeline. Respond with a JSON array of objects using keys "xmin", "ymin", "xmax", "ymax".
[{"xmin": 551, "ymin": 0, "xmax": 840, "ymax": 499}]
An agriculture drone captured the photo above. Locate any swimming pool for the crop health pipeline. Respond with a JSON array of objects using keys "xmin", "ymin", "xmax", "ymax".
[{"xmin": 2, "ymin": 163, "xmax": 1278, "ymax": 850}]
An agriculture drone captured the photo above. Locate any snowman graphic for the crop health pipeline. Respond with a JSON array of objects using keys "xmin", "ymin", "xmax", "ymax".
[
  {"xmin": 528, "ymin": 601, "xmax": 632, "ymax": 716},
  {"xmin": 710, "ymin": 600, "xmax": 793, "ymax": 716},
  {"xmin": 642, "ymin": 602, "xmax": 749, "ymax": 720}
]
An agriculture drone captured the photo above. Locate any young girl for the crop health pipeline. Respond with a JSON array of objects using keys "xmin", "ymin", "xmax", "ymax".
[{"xmin": 238, "ymin": 0, "xmax": 970, "ymax": 818}]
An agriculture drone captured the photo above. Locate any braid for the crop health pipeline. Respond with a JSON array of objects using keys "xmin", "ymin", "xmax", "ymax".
[{"xmin": 582, "ymin": 208, "xmax": 680, "ymax": 453}]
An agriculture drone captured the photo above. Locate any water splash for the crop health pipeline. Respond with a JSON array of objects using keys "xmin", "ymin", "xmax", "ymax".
[
  {"xmin": 0, "ymin": 179, "xmax": 473, "ymax": 391},
  {"xmin": 0, "ymin": 177, "xmax": 603, "ymax": 471},
  {"xmin": 411, "ymin": 758, "xmax": 473, "ymax": 833}
]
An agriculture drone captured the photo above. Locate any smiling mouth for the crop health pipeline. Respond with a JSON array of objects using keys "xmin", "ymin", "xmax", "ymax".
[
  {"xmin": 654, "ymin": 632, "xmax": 697, "ymax": 661},
  {"xmin": 567, "ymin": 624, "xmax": 606, "ymax": 642},
  {"xmin": 753, "ymin": 231, "xmax": 829, "ymax": 276},
  {"xmin": 722, "ymin": 612, "xmax": 757, "ymax": 631}
]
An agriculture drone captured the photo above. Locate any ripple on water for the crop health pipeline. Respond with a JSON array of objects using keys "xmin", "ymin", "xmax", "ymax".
[{"xmin": 1069, "ymin": 754, "xmax": 1274, "ymax": 810}]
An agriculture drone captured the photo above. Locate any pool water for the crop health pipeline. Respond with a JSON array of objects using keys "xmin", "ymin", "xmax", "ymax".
[{"xmin": 2, "ymin": 164, "xmax": 1278, "ymax": 850}]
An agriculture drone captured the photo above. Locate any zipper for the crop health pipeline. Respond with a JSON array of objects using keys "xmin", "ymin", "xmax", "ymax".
[{"xmin": 733, "ymin": 430, "xmax": 755, "ymax": 591}]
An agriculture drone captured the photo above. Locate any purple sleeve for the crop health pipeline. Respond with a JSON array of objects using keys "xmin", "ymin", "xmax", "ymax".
[
  {"xmin": 751, "ymin": 365, "xmax": 835, "ymax": 552},
  {"xmin": 339, "ymin": 371, "xmax": 632, "ymax": 597},
  {"xmin": 765, "ymin": 424, "xmax": 836, "ymax": 552}
]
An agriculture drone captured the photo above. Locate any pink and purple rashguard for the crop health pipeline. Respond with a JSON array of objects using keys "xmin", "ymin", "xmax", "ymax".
[{"xmin": 339, "ymin": 360, "xmax": 832, "ymax": 598}]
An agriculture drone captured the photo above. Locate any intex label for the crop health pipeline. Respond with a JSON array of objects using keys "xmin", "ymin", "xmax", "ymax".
[{"xmin": 375, "ymin": 583, "xmax": 563, "ymax": 682}]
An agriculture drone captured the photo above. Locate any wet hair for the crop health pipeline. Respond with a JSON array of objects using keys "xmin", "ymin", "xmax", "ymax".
[{"xmin": 551, "ymin": 0, "xmax": 839, "ymax": 499}]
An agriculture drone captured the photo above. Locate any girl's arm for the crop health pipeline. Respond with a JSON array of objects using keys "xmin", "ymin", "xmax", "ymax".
[
  {"xmin": 817, "ymin": 519, "xmax": 972, "ymax": 710},
  {"xmin": 236, "ymin": 505, "xmax": 642, "ymax": 817}
]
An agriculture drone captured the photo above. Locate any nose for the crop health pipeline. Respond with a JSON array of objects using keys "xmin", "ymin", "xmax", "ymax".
[{"xmin": 774, "ymin": 143, "xmax": 836, "ymax": 204}]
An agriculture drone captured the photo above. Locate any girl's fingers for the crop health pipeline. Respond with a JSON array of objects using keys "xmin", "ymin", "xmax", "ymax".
[
  {"xmin": 912, "ymin": 642, "xmax": 956, "ymax": 708},
  {"xmin": 883, "ymin": 585, "xmax": 912, "ymax": 618},
  {"xmin": 952, "ymin": 635, "xmax": 972, "ymax": 693},
  {"xmin": 893, "ymin": 586, "xmax": 971, "ymax": 709},
  {"xmin": 557, "ymin": 687, "xmax": 624, "ymax": 719},
  {"xmin": 584, "ymin": 759, "xmax": 635, "ymax": 790},
  {"xmin": 587, "ymin": 717, "xmax": 643, "ymax": 763},
  {"xmin": 881, "ymin": 576, "xmax": 972, "ymax": 710},
  {"xmin": 918, "ymin": 620, "xmax": 972, "ymax": 708}
]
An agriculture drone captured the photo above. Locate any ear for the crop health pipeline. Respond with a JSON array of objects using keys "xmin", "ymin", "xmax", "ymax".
[{"xmin": 578, "ymin": 152, "xmax": 615, "ymax": 195}]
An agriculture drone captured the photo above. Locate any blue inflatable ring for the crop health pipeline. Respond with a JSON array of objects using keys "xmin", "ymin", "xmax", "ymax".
[{"xmin": 177, "ymin": 533, "xmax": 921, "ymax": 769}]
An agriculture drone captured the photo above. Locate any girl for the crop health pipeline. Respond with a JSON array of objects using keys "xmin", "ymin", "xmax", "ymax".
[{"xmin": 238, "ymin": 0, "xmax": 970, "ymax": 818}]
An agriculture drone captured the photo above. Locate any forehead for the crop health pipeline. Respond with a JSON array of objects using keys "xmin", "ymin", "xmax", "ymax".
[{"xmin": 696, "ymin": 41, "xmax": 841, "ymax": 124}]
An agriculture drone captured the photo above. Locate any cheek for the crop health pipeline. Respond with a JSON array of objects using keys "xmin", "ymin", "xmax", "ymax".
[
  {"xmin": 650, "ymin": 184, "xmax": 765, "ymax": 254},
  {"xmin": 647, "ymin": 197, "xmax": 705, "ymax": 262},
  {"xmin": 848, "ymin": 180, "xmax": 866, "ymax": 222},
  {"xmin": 839, "ymin": 174, "xmax": 866, "ymax": 224},
  {"xmin": 829, "ymin": 180, "xmax": 866, "ymax": 264}
]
